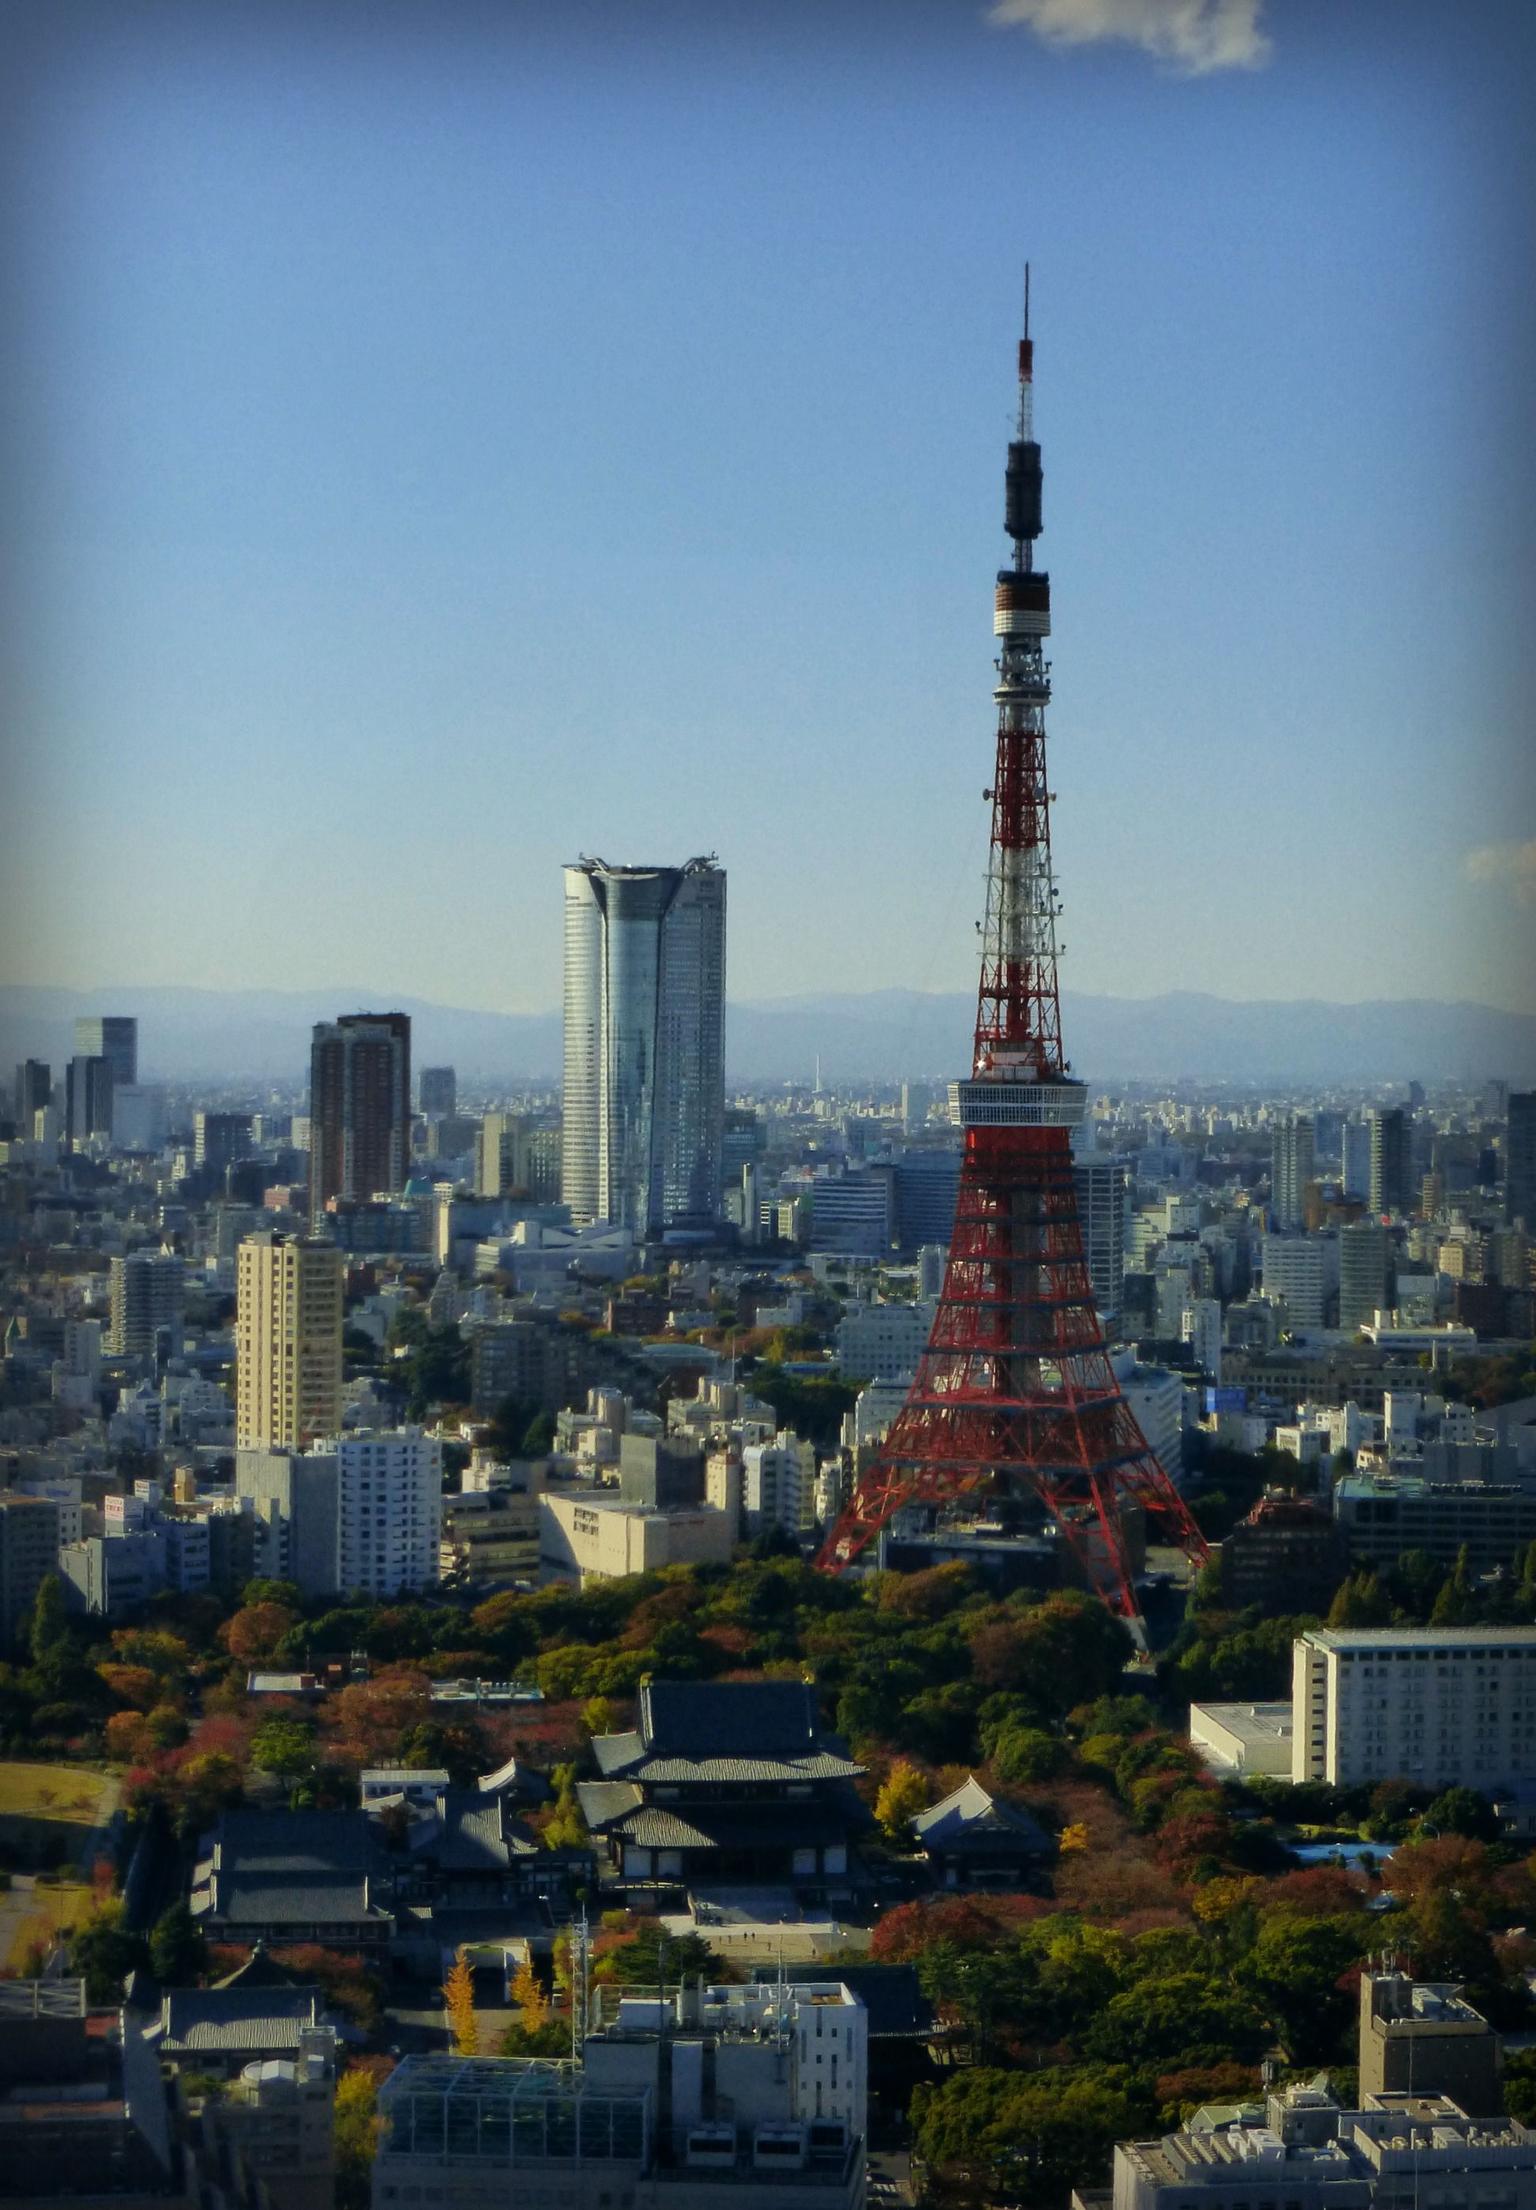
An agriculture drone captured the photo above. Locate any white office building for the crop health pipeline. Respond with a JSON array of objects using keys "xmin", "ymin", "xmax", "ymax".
[
  {"xmin": 1110, "ymin": 1346, "xmax": 1184, "ymax": 1482},
  {"xmin": 833, "ymin": 1301, "xmax": 934, "ymax": 1381},
  {"xmin": 562, "ymin": 857, "xmax": 725, "ymax": 1235},
  {"xmin": 742, "ymin": 1436, "xmax": 817, "ymax": 1536},
  {"xmin": 1072, "ymin": 1156, "xmax": 1128, "ymax": 1328},
  {"xmin": 1291, "ymin": 1625, "xmax": 1536, "ymax": 1790},
  {"xmin": 1261, "ymin": 1232, "xmax": 1337, "ymax": 1330},
  {"xmin": 331, "ymin": 1428, "xmax": 442, "ymax": 1599},
  {"xmin": 1180, "ymin": 1298, "xmax": 1223, "ymax": 1382}
]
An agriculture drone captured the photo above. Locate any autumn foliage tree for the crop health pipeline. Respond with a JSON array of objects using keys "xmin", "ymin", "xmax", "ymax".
[
  {"xmin": 875, "ymin": 1759, "xmax": 931, "ymax": 1842},
  {"xmin": 443, "ymin": 1945, "xmax": 478, "ymax": 2054},
  {"xmin": 219, "ymin": 1602, "xmax": 300, "ymax": 1666},
  {"xmin": 511, "ymin": 1954, "xmax": 550, "ymax": 2033}
]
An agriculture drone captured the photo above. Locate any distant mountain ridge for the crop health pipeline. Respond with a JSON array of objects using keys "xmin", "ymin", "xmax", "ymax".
[{"xmin": 3, "ymin": 982, "xmax": 1533, "ymax": 1087}]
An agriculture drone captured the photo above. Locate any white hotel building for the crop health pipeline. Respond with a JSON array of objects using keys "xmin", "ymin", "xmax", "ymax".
[{"xmin": 1292, "ymin": 1625, "xmax": 1536, "ymax": 1791}]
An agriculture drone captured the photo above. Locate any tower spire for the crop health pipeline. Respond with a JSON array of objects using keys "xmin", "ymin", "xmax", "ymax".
[{"xmin": 815, "ymin": 291, "xmax": 1208, "ymax": 1627}]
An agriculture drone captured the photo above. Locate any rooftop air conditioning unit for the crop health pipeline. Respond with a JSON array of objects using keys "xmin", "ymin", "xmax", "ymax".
[
  {"xmin": 685, "ymin": 2126, "xmax": 737, "ymax": 2168},
  {"xmin": 753, "ymin": 2126, "xmax": 808, "ymax": 2172}
]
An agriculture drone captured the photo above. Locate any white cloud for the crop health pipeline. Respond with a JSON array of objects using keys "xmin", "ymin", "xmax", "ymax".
[
  {"xmin": 1464, "ymin": 838, "xmax": 1536, "ymax": 908},
  {"xmin": 987, "ymin": 0, "xmax": 1271, "ymax": 75}
]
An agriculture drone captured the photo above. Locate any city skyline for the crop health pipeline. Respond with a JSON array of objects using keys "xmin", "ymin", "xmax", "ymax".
[{"xmin": 4, "ymin": 0, "xmax": 1534, "ymax": 1022}]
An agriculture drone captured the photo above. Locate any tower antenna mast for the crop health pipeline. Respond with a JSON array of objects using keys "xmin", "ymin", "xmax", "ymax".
[{"xmin": 815, "ymin": 276, "xmax": 1208, "ymax": 1628}]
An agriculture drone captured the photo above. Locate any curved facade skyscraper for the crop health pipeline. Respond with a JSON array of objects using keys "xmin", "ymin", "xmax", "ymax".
[{"xmin": 562, "ymin": 857, "xmax": 725, "ymax": 1236}]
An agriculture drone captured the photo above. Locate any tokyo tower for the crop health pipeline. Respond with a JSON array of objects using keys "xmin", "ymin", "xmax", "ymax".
[{"xmin": 815, "ymin": 277, "xmax": 1208, "ymax": 1621}]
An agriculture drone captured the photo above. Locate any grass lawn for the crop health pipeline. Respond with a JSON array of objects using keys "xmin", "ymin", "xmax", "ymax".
[
  {"xmin": 4, "ymin": 1879, "xmax": 96, "ymax": 1971},
  {"xmin": 0, "ymin": 1764, "xmax": 117, "ymax": 1972},
  {"xmin": 0, "ymin": 1762, "xmax": 113, "ymax": 1826}
]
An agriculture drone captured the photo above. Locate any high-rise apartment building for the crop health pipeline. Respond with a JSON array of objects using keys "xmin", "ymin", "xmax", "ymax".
[
  {"xmin": 418, "ymin": 1066, "xmax": 456, "ymax": 1117},
  {"xmin": 308, "ymin": 1012, "xmax": 411, "ymax": 1227},
  {"xmin": 74, "ymin": 1016, "xmax": 137, "ymax": 1087},
  {"xmin": 562, "ymin": 858, "xmax": 725, "ymax": 1235},
  {"xmin": 333, "ymin": 1429, "xmax": 442, "ymax": 1597},
  {"xmin": 1270, "ymin": 1112, "xmax": 1315, "ymax": 1232},
  {"xmin": 1340, "ymin": 1116, "xmax": 1371, "ymax": 1201},
  {"xmin": 1507, "ymin": 1091, "xmax": 1536, "ymax": 1231},
  {"xmin": 107, "ymin": 1249, "xmax": 185, "ymax": 1360},
  {"xmin": 1073, "ymin": 1156, "xmax": 1128, "ymax": 1326},
  {"xmin": 13, "ymin": 1061, "xmax": 50, "ymax": 1126},
  {"xmin": 1368, "ymin": 1106, "xmax": 1410, "ymax": 1217},
  {"xmin": 1338, "ymin": 1220, "xmax": 1393, "ymax": 1333},
  {"xmin": 235, "ymin": 1233, "xmax": 344, "ymax": 1451}
]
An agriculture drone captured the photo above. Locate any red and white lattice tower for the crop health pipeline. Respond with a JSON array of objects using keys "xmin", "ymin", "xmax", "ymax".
[{"xmin": 815, "ymin": 277, "xmax": 1208, "ymax": 1620}]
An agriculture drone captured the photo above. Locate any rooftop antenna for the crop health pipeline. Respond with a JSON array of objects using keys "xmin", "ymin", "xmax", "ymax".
[{"xmin": 570, "ymin": 1909, "xmax": 590, "ymax": 2064}]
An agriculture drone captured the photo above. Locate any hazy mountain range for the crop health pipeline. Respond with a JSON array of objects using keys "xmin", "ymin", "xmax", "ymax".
[{"xmin": 3, "ymin": 983, "xmax": 1533, "ymax": 1088}]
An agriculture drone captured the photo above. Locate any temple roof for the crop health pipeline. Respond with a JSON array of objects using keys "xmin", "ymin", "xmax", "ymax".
[
  {"xmin": 590, "ymin": 1681, "xmax": 864, "ymax": 1787},
  {"xmin": 910, "ymin": 1775, "xmax": 1053, "ymax": 1855}
]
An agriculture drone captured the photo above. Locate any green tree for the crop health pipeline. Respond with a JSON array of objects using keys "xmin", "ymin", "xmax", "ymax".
[
  {"xmin": 148, "ymin": 1899, "xmax": 208, "ymax": 1985},
  {"xmin": 1430, "ymin": 1545, "xmax": 1481, "ymax": 1627},
  {"xmin": 1236, "ymin": 1913, "xmax": 1365, "ymax": 2061},
  {"xmin": 1506, "ymin": 2049, "xmax": 1536, "ymax": 2126},
  {"xmin": 913, "ymin": 2065, "xmax": 1150, "ymax": 2205},
  {"xmin": 68, "ymin": 1901, "xmax": 150, "ymax": 2004},
  {"xmin": 28, "ymin": 1573, "xmax": 71, "ymax": 1669},
  {"xmin": 599, "ymin": 1918, "xmax": 722, "ymax": 1988},
  {"xmin": 522, "ymin": 1410, "xmax": 557, "ymax": 1457},
  {"xmin": 543, "ymin": 1764, "xmax": 589, "ymax": 1850},
  {"xmin": 1420, "ymin": 1785, "xmax": 1499, "ymax": 1842},
  {"xmin": 1085, "ymin": 1972, "xmax": 1265, "ymax": 2069},
  {"xmin": 250, "ymin": 1716, "xmax": 317, "ymax": 1781},
  {"xmin": 1326, "ymin": 1572, "xmax": 1392, "ymax": 1629},
  {"xmin": 990, "ymin": 1724, "xmax": 1068, "ymax": 1787}
]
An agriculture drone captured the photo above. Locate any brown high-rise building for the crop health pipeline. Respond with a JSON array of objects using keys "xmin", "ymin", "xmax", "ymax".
[{"xmin": 307, "ymin": 1011, "xmax": 411, "ymax": 1226}]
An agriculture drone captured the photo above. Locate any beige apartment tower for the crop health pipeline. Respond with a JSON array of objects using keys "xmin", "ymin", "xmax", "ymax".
[{"xmin": 236, "ymin": 1232, "xmax": 344, "ymax": 1451}]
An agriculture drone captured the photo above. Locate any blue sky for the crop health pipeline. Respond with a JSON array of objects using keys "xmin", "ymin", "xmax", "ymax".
[{"xmin": 5, "ymin": 0, "xmax": 1533, "ymax": 1016}]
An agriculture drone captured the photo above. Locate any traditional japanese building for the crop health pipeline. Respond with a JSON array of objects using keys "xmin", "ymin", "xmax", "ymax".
[
  {"xmin": 578, "ymin": 1681, "xmax": 868, "ymax": 1902},
  {"xmin": 910, "ymin": 1775, "xmax": 1054, "ymax": 1890}
]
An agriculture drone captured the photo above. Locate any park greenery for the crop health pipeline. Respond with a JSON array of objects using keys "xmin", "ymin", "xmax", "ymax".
[{"xmin": 3, "ymin": 1463, "xmax": 1536, "ymax": 2204}]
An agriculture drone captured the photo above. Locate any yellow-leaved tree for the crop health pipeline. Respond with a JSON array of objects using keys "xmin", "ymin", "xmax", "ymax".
[
  {"xmin": 874, "ymin": 1759, "xmax": 931, "ymax": 1844},
  {"xmin": 511, "ymin": 1954, "xmax": 550, "ymax": 2033},
  {"xmin": 442, "ymin": 1945, "xmax": 478, "ymax": 2055}
]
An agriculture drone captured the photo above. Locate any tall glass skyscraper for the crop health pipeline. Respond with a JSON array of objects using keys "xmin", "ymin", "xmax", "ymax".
[{"xmin": 562, "ymin": 857, "xmax": 725, "ymax": 1235}]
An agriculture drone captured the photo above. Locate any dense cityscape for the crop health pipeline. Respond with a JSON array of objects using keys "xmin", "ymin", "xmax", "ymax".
[
  {"xmin": 6, "ymin": 696, "xmax": 1536, "ymax": 2208},
  {"xmin": 5, "ymin": 6, "xmax": 1535, "ymax": 2208}
]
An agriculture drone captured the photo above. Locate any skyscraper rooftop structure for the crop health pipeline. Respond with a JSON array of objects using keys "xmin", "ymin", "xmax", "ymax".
[
  {"xmin": 73, "ymin": 1015, "xmax": 136, "ymax": 1088},
  {"xmin": 815, "ymin": 277, "xmax": 1207, "ymax": 1624},
  {"xmin": 562, "ymin": 857, "xmax": 725, "ymax": 1238}
]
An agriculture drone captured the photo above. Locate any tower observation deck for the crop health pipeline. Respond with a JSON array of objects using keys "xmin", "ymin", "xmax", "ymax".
[{"xmin": 814, "ymin": 277, "xmax": 1208, "ymax": 1623}]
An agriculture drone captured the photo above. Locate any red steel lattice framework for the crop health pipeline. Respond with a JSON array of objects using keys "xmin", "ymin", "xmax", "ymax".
[{"xmin": 815, "ymin": 282, "xmax": 1208, "ymax": 1620}]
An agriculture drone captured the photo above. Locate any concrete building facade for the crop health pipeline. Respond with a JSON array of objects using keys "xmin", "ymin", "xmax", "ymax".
[
  {"xmin": 1291, "ymin": 1625, "xmax": 1536, "ymax": 1791},
  {"xmin": 235, "ymin": 1233, "xmax": 344, "ymax": 1452}
]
